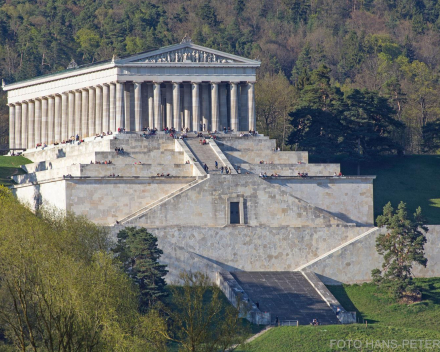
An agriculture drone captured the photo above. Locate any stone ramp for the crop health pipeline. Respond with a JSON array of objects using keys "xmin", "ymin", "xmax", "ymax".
[
  {"xmin": 184, "ymin": 138, "xmax": 225, "ymax": 174},
  {"xmin": 231, "ymin": 271, "xmax": 340, "ymax": 325}
]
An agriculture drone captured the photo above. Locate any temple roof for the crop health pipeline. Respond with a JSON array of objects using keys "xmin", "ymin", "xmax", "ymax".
[{"xmin": 3, "ymin": 39, "xmax": 260, "ymax": 91}]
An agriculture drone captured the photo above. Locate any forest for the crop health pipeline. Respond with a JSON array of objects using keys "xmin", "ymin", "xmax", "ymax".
[{"xmin": 1, "ymin": 0, "xmax": 440, "ymax": 155}]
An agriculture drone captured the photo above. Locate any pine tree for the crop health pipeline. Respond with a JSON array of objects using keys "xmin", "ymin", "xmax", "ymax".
[
  {"xmin": 342, "ymin": 89, "xmax": 403, "ymax": 173},
  {"xmin": 113, "ymin": 227, "xmax": 168, "ymax": 310},
  {"xmin": 372, "ymin": 202, "xmax": 428, "ymax": 299},
  {"xmin": 288, "ymin": 65, "xmax": 346, "ymax": 161}
]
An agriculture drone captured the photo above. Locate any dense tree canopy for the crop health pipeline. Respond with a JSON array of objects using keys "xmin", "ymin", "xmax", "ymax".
[
  {"xmin": 1, "ymin": 0, "xmax": 440, "ymax": 153},
  {"xmin": 0, "ymin": 186, "xmax": 168, "ymax": 351}
]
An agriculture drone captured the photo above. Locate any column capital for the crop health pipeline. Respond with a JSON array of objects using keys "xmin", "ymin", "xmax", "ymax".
[
  {"xmin": 172, "ymin": 81, "xmax": 182, "ymax": 84},
  {"xmin": 247, "ymin": 81, "xmax": 256, "ymax": 85}
]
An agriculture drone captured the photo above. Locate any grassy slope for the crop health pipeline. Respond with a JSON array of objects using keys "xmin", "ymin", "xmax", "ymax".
[
  {"xmin": 236, "ymin": 278, "xmax": 440, "ymax": 352},
  {"xmin": 0, "ymin": 156, "xmax": 31, "ymax": 186},
  {"xmin": 336, "ymin": 155, "xmax": 440, "ymax": 224}
]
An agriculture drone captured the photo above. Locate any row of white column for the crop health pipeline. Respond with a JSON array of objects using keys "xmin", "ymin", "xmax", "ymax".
[{"xmin": 8, "ymin": 81, "xmax": 256, "ymax": 149}]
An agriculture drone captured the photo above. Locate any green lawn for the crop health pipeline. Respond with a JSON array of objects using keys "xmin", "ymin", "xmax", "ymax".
[
  {"xmin": 0, "ymin": 155, "xmax": 31, "ymax": 186},
  {"xmin": 235, "ymin": 278, "xmax": 440, "ymax": 352},
  {"xmin": 327, "ymin": 155, "xmax": 440, "ymax": 224}
]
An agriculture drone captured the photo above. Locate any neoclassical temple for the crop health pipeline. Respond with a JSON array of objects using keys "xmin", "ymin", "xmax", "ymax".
[{"xmin": 4, "ymin": 37, "xmax": 260, "ymax": 149}]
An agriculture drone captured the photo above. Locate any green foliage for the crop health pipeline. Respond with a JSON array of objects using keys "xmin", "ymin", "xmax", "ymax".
[
  {"xmin": 164, "ymin": 271, "xmax": 249, "ymax": 352},
  {"xmin": 342, "ymin": 88, "xmax": 404, "ymax": 162},
  {"xmin": 113, "ymin": 227, "xmax": 168, "ymax": 310},
  {"xmin": 373, "ymin": 201, "xmax": 428, "ymax": 298},
  {"xmin": 422, "ymin": 119, "xmax": 440, "ymax": 152},
  {"xmin": 0, "ymin": 190, "xmax": 166, "ymax": 351},
  {"xmin": 289, "ymin": 66, "xmax": 403, "ymax": 162}
]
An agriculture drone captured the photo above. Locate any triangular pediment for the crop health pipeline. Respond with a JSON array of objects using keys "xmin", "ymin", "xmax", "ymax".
[{"xmin": 117, "ymin": 41, "xmax": 260, "ymax": 66}]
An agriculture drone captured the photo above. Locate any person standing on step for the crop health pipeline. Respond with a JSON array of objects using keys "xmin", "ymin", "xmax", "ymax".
[
  {"xmin": 215, "ymin": 161, "xmax": 218, "ymax": 169},
  {"xmin": 221, "ymin": 166, "xmax": 224, "ymax": 174}
]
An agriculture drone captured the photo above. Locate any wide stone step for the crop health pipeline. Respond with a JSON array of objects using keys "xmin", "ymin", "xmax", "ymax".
[
  {"xmin": 184, "ymin": 139, "xmax": 227, "ymax": 174},
  {"xmin": 231, "ymin": 271, "xmax": 340, "ymax": 325}
]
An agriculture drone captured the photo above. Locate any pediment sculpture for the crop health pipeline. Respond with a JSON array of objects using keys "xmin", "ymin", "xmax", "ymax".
[{"xmin": 134, "ymin": 48, "xmax": 235, "ymax": 64}]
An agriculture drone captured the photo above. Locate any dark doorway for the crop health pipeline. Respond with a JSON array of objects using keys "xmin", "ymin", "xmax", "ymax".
[{"xmin": 230, "ymin": 202, "xmax": 240, "ymax": 224}]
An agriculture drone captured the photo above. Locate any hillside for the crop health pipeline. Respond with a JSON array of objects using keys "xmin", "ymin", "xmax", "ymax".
[
  {"xmin": 235, "ymin": 278, "xmax": 440, "ymax": 352},
  {"xmin": 340, "ymin": 155, "xmax": 440, "ymax": 224},
  {"xmin": 0, "ymin": 155, "xmax": 31, "ymax": 186},
  {"xmin": 1, "ymin": 0, "xmax": 440, "ymax": 153}
]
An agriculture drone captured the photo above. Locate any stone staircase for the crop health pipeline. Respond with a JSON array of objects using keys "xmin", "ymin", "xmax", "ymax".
[
  {"xmin": 117, "ymin": 176, "xmax": 208, "ymax": 225},
  {"xmin": 231, "ymin": 271, "xmax": 340, "ymax": 325},
  {"xmin": 184, "ymin": 139, "xmax": 226, "ymax": 174}
]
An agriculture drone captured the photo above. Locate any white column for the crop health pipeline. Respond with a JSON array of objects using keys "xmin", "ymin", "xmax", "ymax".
[
  {"xmin": 75, "ymin": 90, "xmax": 82, "ymax": 137},
  {"xmin": 192, "ymin": 83, "xmax": 200, "ymax": 131},
  {"xmin": 102, "ymin": 84, "xmax": 110, "ymax": 133},
  {"xmin": 28, "ymin": 101, "xmax": 35, "ymax": 149},
  {"xmin": 68, "ymin": 92, "xmax": 75, "ymax": 138},
  {"xmin": 124, "ymin": 83, "xmax": 131, "ymax": 130},
  {"xmin": 35, "ymin": 99, "xmax": 42, "ymax": 145},
  {"xmin": 183, "ymin": 84, "xmax": 191, "ymax": 130},
  {"xmin": 134, "ymin": 82, "xmax": 142, "ymax": 131},
  {"xmin": 48, "ymin": 96, "xmax": 55, "ymax": 144},
  {"xmin": 130, "ymin": 83, "xmax": 135, "ymax": 129},
  {"xmin": 41, "ymin": 98, "xmax": 48, "ymax": 144},
  {"xmin": 15, "ymin": 104, "xmax": 22, "ymax": 148},
  {"xmin": 109, "ymin": 83, "xmax": 116, "ymax": 132},
  {"xmin": 21, "ymin": 102, "xmax": 28, "ymax": 149},
  {"xmin": 211, "ymin": 82, "xmax": 219, "ymax": 132},
  {"xmin": 230, "ymin": 82, "xmax": 239, "ymax": 132},
  {"xmin": 61, "ymin": 93, "xmax": 68, "ymax": 141},
  {"xmin": 201, "ymin": 84, "xmax": 210, "ymax": 131},
  {"xmin": 219, "ymin": 84, "xmax": 228, "ymax": 130},
  {"xmin": 54, "ymin": 95, "xmax": 61, "ymax": 143},
  {"xmin": 153, "ymin": 82, "xmax": 162, "ymax": 129},
  {"xmin": 173, "ymin": 82, "xmax": 181, "ymax": 130},
  {"xmin": 240, "ymin": 84, "xmax": 248, "ymax": 131},
  {"xmin": 116, "ymin": 82, "xmax": 124, "ymax": 130},
  {"xmin": 81, "ymin": 89, "xmax": 89, "ymax": 137},
  {"xmin": 9, "ymin": 104, "xmax": 15, "ymax": 149},
  {"xmin": 141, "ymin": 83, "xmax": 148, "ymax": 128},
  {"xmin": 166, "ymin": 83, "xmax": 173, "ymax": 128},
  {"xmin": 148, "ymin": 83, "xmax": 154, "ymax": 128},
  {"xmin": 95, "ymin": 86, "xmax": 103, "ymax": 134},
  {"xmin": 248, "ymin": 82, "xmax": 256, "ymax": 131},
  {"xmin": 88, "ymin": 87, "xmax": 96, "ymax": 137}
]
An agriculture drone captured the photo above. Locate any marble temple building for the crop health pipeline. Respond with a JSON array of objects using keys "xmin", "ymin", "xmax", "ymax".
[
  {"xmin": 4, "ymin": 36, "xmax": 259, "ymax": 150},
  {"xmin": 4, "ymin": 39, "xmax": 440, "ymax": 300}
]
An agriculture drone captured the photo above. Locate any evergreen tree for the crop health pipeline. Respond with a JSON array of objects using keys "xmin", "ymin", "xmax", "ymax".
[
  {"xmin": 113, "ymin": 227, "xmax": 168, "ymax": 310},
  {"xmin": 422, "ymin": 118, "xmax": 440, "ymax": 153},
  {"xmin": 342, "ymin": 89, "xmax": 403, "ymax": 173},
  {"xmin": 372, "ymin": 202, "xmax": 428, "ymax": 299},
  {"xmin": 288, "ymin": 65, "xmax": 346, "ymax": 161},
  {"xmin": 292, "ymin": 43, "xmax": 312, "ymax": 83}
]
